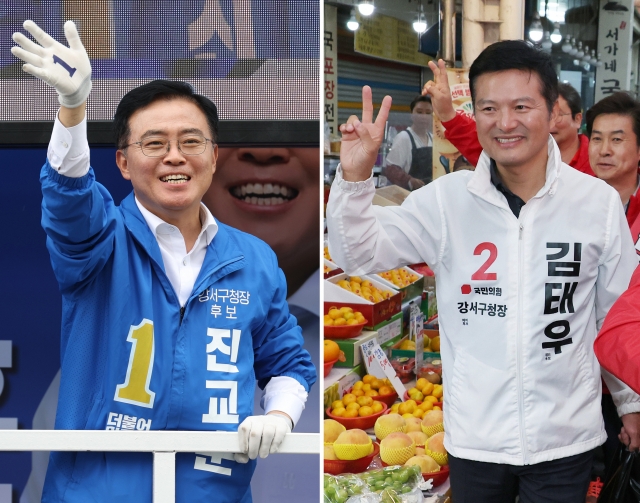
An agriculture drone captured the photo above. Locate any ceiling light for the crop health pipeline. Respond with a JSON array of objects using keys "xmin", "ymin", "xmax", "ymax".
[
  {"xmin": 541, "ymin": 31, "xmax": 552, "ymax": 52},
  {"xmin": 357, "ymin": 0, "xmax": 375, "ymax": 17},
  {"xmin": 568, "ymin": 38, "xmax": 578, "ymax": 56},
  {"xmin": 347, "ymin": 10, "xmax": 359, "ymax": 31},
  {"xmin": 550, "ymin": 22, "xmax": 562, "ymax": 44},
  {"xmin": 581, "ymin": 46, "xmax": 591, "ymax": 63},
  {"xmin": 575, "ymin": 41, "xmax": 584, "ymax": 59},
  {"xmin": 413, "ymin": 5, "xmax": 427, "ymax": 34},
  {"xmin": 561, "ymin": 35, "xmax": 572, "ymax": 53},
  {"xmin": 529, "ymin": 12, "xmax": 543, "ymax": 42}
]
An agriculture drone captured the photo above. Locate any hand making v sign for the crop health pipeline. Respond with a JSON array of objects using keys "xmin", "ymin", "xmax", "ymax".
[
  {"xmin": 422, "ymin": 59, "xmax": 457, "ymax": 123},
  {"xmin": 339, "ymin": 85, "xmax": 392, "ymax": 182}
]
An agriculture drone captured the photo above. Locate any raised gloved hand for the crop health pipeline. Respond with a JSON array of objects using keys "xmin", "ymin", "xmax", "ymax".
[
  {"xmin": 11, "ymin": 20, "xmax": 92, "ymax": 108},
  {"xmin": 233, "ymin": 413, "xmax": 292, "ymax": 463}
]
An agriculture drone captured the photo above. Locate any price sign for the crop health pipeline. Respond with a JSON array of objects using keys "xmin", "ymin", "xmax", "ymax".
[{"xmin": 361, "ymin": 339, "xmax": 406, "ymax": 400}]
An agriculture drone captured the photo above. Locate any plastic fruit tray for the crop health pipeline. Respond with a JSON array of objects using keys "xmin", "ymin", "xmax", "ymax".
[
  {"xmin": 324, "ymin": 442, "xmax": 380, "ymax": 476},
  {"xmin": 324, "ymin": 358, "xmax": 339, "ymax": 377},
  {"xmin": 326, "ymin": 402, "xmax": 388, "ymax": 430},
  {"xmin": 324, "ymin": 321, "xmax": 366, "ymax": 339}
]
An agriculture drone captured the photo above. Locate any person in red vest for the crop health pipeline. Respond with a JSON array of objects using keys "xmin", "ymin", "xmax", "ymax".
[
  {"xmin": 423, "ymin": 59, "xmax": 594, "ymax": 176},
  {"xmin": 586, "ymin": 92, "xmax": 640, "ymax": 245}
]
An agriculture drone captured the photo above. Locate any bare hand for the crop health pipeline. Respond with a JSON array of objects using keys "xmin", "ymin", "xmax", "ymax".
[
  {"xmin": 422, "ymin": 59, "xmax": 456, "ymax": 122},
  {"xmin": 339, "ymin": 86, "xmax": 392, "ymax": 182},
  {"xmin": 620, "ymin": 412, "xmax": 640, "ymax": 451}
]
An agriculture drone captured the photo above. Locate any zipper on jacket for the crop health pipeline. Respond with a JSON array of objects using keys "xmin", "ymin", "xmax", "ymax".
[
  {"xmin": 516, "ymin": 221, "xmax": 529, "ymax": 463},
  {"xmin": 180, "ymin": 306, "xmax": 185, "ymax": 324}
]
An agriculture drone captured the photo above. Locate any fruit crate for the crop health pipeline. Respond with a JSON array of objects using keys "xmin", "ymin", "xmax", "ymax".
[
  {"xmin": 373, "ymin": 266, "xmax": 425, "ymax": 303},
  {"xmin": 324, "ymin": 273, "xmax": 402, "ymax": 327},
  {"xmin": 332, "ymin": 330, "xmax": 379, "ymax": 368},
  {"xmin": 323, "ymin": 258, "xmax": 343, "ymax": 279},
  {"xmin": 390, "ymin": 335, "xmax": 441, "ymax": 360}
]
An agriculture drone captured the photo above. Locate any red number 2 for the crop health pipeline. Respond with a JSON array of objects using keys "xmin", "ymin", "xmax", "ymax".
[{"xmin": 471, "ymin": 242, "xmax": 498, "ymax": 281}]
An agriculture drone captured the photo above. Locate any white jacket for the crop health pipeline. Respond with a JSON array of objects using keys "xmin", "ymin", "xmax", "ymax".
[{"xmin": 327, "ymin": 137, "xmax": 640, "ymax": 465}]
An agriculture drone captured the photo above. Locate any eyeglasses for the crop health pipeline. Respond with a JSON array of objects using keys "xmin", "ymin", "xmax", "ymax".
[{"xmin": 123, "ymin": 135, "xmax": 214, "ymax": 157}]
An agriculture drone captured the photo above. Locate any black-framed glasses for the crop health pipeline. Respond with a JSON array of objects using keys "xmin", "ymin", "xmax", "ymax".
[{"xmin": 124, "ymin": 135, "xmax": 214, "ymax": 157}]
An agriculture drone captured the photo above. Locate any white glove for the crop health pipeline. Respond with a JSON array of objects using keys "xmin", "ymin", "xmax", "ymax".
[
  {"xmin": 233, "ymin": 413, "xmax": 292, "ymax": 463},
  {"xmin": 11, "ymin": 20, "xmax": 92, "ymax": 108}
]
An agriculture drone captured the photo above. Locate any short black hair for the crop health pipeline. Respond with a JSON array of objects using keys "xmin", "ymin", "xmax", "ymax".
[
  {"xmin": 410, "ymin": 94, "xmax": 432, "ymax": 113},
  {"xmin": 586, "ymin": 92, "xmax": 640, "ymax": 147},
  {"xmin": 469, "ymin": 40, "xmax": 558, "ymax": 114},
  {"xmin": 558, "ymin": 83, "xmax": 582, "ymax": 119},
  {"xmin": 113, "ymin": 80, "xmax": 219, "ymax": 149}
]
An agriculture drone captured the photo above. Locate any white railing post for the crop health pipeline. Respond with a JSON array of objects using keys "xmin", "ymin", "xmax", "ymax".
[
  {"xmin": 0, "ymin": 430, "xmax": 320, "ymax": 503},
  {"xmin": 153, "ymin": 451, "xmax": 176, "ymax": 503}
]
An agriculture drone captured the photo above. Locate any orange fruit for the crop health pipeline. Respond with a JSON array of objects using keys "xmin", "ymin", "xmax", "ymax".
[
  {"xmin": 352, "ymin": 381, "xmax": 364, "ymax": 390},
  {"xmin": 365, "ymin": 390, "xmax": 379, "ymax": 397},
  {"xmin": 343, "ymin": 408, "xmax": 359, "ymax": 418},
  {"xmin": 359, "ymin": 406, "xmax": 373, "ymax": 417},
  {"xmin": 363, "ymin": 375, "xmax": 375, "ymax": 384},
  {"xmin": 346, "ymin": 402, "xmax": 361, "ymax": 411},
  {"xmin": 342, "ymin": 394, "xmax": 357, "ymax": 405},
  {"xmin": 357, "ymin": 396, "xmax": 373, "ymax": 407},
  {"xmin": 324, "ymin": 340, "xmax": 340, "ymax": 363},
  {"xmin": 331, "ymin": 400, "xmax": 344, "ymax": 410},
  {"xmin": 332, "ymin": 407, "xmax": 346, "ymax": 417},
  {"xmin": 371, "ymin": 401, "xmax": 384, "ymax": 413},
  {"xmin": 351, "ymin": 389, "xmax": 364, "ymax": 397},
  {"xmin": 378, "ymin": 386, "xmax": 393, "ymax": 396}
]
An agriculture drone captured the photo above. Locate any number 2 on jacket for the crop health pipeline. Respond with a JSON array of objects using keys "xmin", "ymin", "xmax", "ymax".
[
  {"xmin": 471, "ymin": 242, "xmax": 498, "ymax": 281},
  {"xmin": 114, "ymin": 319, "xmax": 156, "ymax": 408}
]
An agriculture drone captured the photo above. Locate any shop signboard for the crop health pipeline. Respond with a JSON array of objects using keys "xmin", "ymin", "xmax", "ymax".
[
  {"xmin": 594, "ymin": 0, "xmax": 635, "ymax": 102},
  {"xmin": 354, "ymin": 12, "xmax": 432, "ymax": 67},
  {"xmin": 324, "ymin": 5, "xmax": 339, "ymax": 135},
  {"xmin": 432, "ymin": 68, "xmax": 473, "ymax": 180}
]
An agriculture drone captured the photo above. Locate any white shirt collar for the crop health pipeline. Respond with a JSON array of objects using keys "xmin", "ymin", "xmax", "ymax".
[
  {"xmin": 134, "ymin": 197, "xmax": 218, "ymax": 246},
  {"xmin": 287, "ymin": 269, "xmax": 320, "ymax": 317}
]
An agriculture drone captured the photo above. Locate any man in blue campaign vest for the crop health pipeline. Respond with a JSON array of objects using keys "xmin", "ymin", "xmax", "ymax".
[{"xmin": 11, "ymin": 20, "xmax": 316, "ymax": 503}]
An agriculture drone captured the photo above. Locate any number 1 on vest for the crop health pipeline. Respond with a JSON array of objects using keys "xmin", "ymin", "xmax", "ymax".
[{"xmin": 115, "ymin": 319, "xmax": 156, "ymax": 408}]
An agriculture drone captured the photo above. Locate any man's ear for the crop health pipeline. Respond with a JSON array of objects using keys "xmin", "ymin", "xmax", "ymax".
[
  {"xmin": 211, "ymin": 143, "xmax": 218, "ymax": 176},
  {"xmin": 115, "ymin": 150, "xmax": 131, "ymax": 180},
  {"xmin": 550, "ymin": 100, "xmax": 560, "ymax": 125},
  {"xmin": 573, "ymin": 112, "xmax": 583, "ymax": 130}
]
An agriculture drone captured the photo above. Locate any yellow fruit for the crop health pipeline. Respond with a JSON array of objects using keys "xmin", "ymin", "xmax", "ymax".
[
  {"xmin": 342, "ymin": 394, "xmax": 357, "ymax": 405},
  {"xmin": 357, "ymin": 396, "xmax": 373, "ymax": 407},
  {"xmin": 418, "ymin": 401, "xmax": 434, "ymax": 412},
  {"xmin": 378, "ymin": 385, "xmax": 393, "ymax": 396},
  {"xmin": 407, "ymin": 387, "xmax": 419, "ymax": 396},
  {"xmin": 328, "ymin": 308, "xmax": 342, "ymax": 319},
  {"xmin": 339, "ymin": 306, "xmax": 353, "ymax": 314},
  {"xmin": 351, "ymin": 389, "xmax": 364, "ymax": 397},
  {"xmin": 390, "ymin": 404, "xmax": 400, "ymax": 414},
  {"xmin": 412, "ymin": 408, "xmax": 425, "ymax": 419},
  {"xmin": 404, "ymin": 417, "xmax": 423, "ymax": 433},
  {"xmin": 336, "ymin": 280, "xmax": 351, "ymax": 291},
  {"xmin": 352, "ymin": 381, "xmax": 364, "ymax": 390},
  {"xmin": 359, "ymin": 406, "xmax": 373, "ymax": 417},
  {"xmin": 404, "ymin": 454, "xmax": 440, "ymax": 473},
  {"xmin": 424, "ymin": 396, "xmax": 438, "ymax": 404},
  {"xmin": 363, "ymin": 374, "xmax": 375, "ymax": 384},
  {"xmin": 364, "ymin": 389, "xmax": 379, "ymax": 397},
  {"xmin": 421, "ymin": 410, "xmax": 444, "ymax": 428},
  {"xmin": 332, "ymin": 407, "xmax": 346, "ymax": 417},
  {"xmin": 333, "ymin": 429, "xmax": 372, "ymax": 460},
  {"xmin": 420, "ymin": 382, "xmax": 434, "ymax": 396},
  {"xmin": 371, "ymin": 401, "xmax": 384, "ymax": 413},
  {"xmin": 333, "ymin": 317, "xmax": 347, "ymax": 326},
  {"xmin": 362, "ymin": 383, "xmax": 372, "ymax": 392},
  {"xmin": 346, "ymin": 402, "xmax": 361, "ymax": 411},
  {"xmin": 416, "ymin": 378, "xmax": 428, "ymax": 389},
  {"xmin": 323, "ymin": 315, "xmax": 333, "ymax": 325},
  {"xmin": 379, "ymin": 432, "xmax": 416, "ymax": 465},
  {"xmin": 331, "ymin": 400, "xmax": 344, "ymax": 410},
  {"xmin": 350, "ymin": 276, "xmax": 363, "ymax": 283},
  {"xmin": 432, "ymin": 386, "xmax": 443, "ymax": 399},
  {"xmin": 324, "ymin": 419, "xmax": 347, "ymax": 444},
  {"xmin": 431, "ymin": 336, "xmax": 441, "ymax": 352},
  {"xmin": 370, "ymin": 379, "xmax": 382, "ymax": 390},
  {"xmin": 406, "ymin": 431, "xmax": 429, "ymax": 448},
  {"xmin": 343, "ymin": 408, "xmax": 359, "ymax": 418},
  {"xmin": 433, "ymin": 406, "xmax": 442, "ymax": 411},
  {"xmin": 427, "ymin": 432, "xmax": 447, "ymax": 455},
  {"xmin": 374, "ymin": 413, "xmax": 406, "ymax": 441},
  {"xmin": 402, "ymin": 413, "xmax": 414, "ymax": 420},
  {"xmin": 324, "ymin": 444, "xmax": 339, "ymax": 460}
]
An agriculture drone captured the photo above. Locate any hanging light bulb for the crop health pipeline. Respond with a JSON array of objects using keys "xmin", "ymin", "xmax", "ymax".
[
  {"xmin": 569, "ymin": 37, "xmax": 578, "ymax": 55},
  {"xmin": 347, "ymin": 10, "xmax": 359, "ymax": 31},
  {"xmin": 562, "ymin": 35, "xmax": 572, "ymax": 53},
  {"xmin": 550, "ymin": 22, "xmax": 562, "ymax": 44},
  {"xmin": 576, "ymin": 41, "xmax": 584, "ymax": 59},
  {"xmin": 357, "ymin": 0, "xmax": 375, "ymax": 17},
  {"xmin": 529, "ymin": 12, "xmax": 543, "ymax": 42},
  {"xmin": 413, "ymin": 4, "xmax": 427, "ymax": 33},
  {"xmin": 596, "ymin": 51, "xmax": 603, "ymax": 67},
  {"xmin": 541, "ymin": 31, "xmax": 553, "ymax": 52},
  {"xmin": 581, "ymin": 46, "xmax": 591, "ymax": 63}
]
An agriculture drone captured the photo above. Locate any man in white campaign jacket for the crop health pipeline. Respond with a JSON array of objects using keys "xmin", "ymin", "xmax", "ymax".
[{"xmin": 326, "ymin": 40, "xmax": 640, "ymax": 502}]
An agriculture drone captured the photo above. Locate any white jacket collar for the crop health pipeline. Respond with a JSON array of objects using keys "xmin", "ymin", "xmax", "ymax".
[{"xmin": 467, "ymin": 135, "xmax": 563, "ymax": 206}]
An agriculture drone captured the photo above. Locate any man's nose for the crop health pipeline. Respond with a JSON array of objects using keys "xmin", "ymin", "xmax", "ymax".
[
  {"xmin": 498, "ymin": 109, "xmax": 518, "ymax": 131},
  {"xmin": 236, "ymin": 148, "xmax": 291, "ymax": 164},
  {"xmin": 163, "ymin": 141, "xmax": 187, "ymax": 163}
]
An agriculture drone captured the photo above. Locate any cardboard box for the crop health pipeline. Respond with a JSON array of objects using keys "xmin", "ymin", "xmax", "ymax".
[
  {"xmin": 372, "ymin": 267, "xmax": 425, "ymax": 303},
  {"xmin": 333, "ymin": 330, "xmax": 379, "ymax": 368},
  {"xmin": 372, "ymin": 311, "xmax": 403, "ymax": 344},
  {"xmin": 323, "ymin": 258, "xmax": 343, "ymax": 279},
  {"xmin": 324, "ymin": 273, "xmax": 402, "ymax": 326},
  {"xmin": 381, "ymin": 333, "xmax": 404, "ymax": 357}
]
